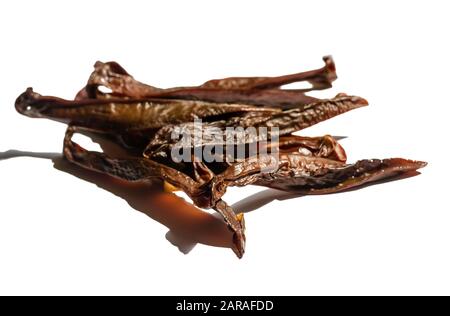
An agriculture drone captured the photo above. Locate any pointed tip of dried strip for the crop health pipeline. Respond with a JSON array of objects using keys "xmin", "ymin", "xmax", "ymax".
[
  {"xmin": 323, "ymin": 55, "xmax": 337, "ymax": 81},
  {"xmin": 232, "ymin": 213, "xmax": 246, "ymax": 259},
  {"xmin": 15, "ymin": 88, "xmax": 42, "ymax": 116},
  {"xmin": 383, "ymin": 158, "xmax": 428, "ymax": 170},
  {"xmin": 232, "ymin": 232, "xmax": 246, "ymax": 259},
  {"xmin": 94, "ymin": 60, "xmax": 105, "ymax": 68},
  {"xmin": 335, "ymin": 93, "xmax": 369, "ymax": 107}
]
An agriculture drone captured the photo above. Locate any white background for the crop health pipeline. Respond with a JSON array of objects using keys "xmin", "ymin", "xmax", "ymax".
[{"xmin": 0, "ymin": 1, "xmax": 448, "ymax": 295}]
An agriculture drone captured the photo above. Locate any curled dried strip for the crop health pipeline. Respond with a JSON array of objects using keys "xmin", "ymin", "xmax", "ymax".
[
  {"xmin": 212, "ymin": 153, "xmax": 427, "ymax": 198},
  {"xmin": 63, "ymin": 127, "xmax": 197, "ymax": 191},
  {"xmin": 16, "ymin": 88, "xmax": 279, "ymax": 132},
  {"xmin": 200, "ymin": 56, "xmax": 336, "ymax": 90},
  {"xmin": 147, "ymin": 132, "xmax": 347, "ymax": 168},
  {"xmin": 213, "ymin": 200, "xmax": 246, "ymax": 259},
  {"xmin": 76, "ymin": 57, "xmax": 336, "ymax": 108},
  {"xmin": 260, "ymin": 94, "xmax": 368, "ymax": 135},
  {"xmin": 144, "ymin": 94, "xmax": 367, "ymax": 156},
  {"xmin": 75, "ymin": 61, "xmax": 164, "ymax": 100},
  {"xmin": 255, "ymin": 156, "xmax": 427, "ymax": 194}
]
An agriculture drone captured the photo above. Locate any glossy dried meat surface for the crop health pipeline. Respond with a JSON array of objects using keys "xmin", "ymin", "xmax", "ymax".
[{"xmin": 15, "ymin": 56, "xmax": 426, "ymax": 258}]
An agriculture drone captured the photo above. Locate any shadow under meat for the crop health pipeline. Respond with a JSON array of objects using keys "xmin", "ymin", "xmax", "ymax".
[{"xmin": 1, "ymin": 130, "xmax": 299, "ymax": 256}]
